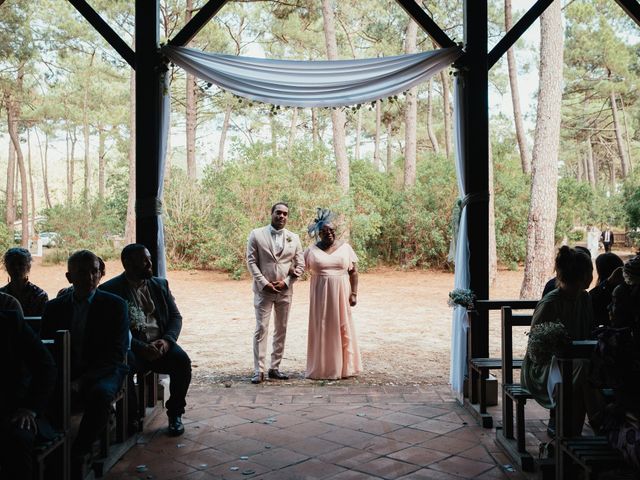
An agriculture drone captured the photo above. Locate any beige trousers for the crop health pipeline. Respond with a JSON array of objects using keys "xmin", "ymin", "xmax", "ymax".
[{"xmin": 253, "ymin": 291, "xmax": 292, "ymax": 375}]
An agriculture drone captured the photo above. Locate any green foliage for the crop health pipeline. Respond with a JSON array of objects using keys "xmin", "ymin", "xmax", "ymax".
[
  {"xmin": 623, "ymin": 171, "xmax": 640, "ymax": 231},
  {"xmin": 40, "ymin": 200, "xmax": 123, "ymax": 262},
  {"xmin": 0, "ymin": 223, "xmax": 14, "ymax": 254},
  {"xmin": 493, "ymin": 142, "xmax": 529, "ymax": 267}
]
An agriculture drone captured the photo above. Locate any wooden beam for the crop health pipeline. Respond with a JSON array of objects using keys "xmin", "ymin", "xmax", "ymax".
[
  {"xmin": 614, "ymin": 0, "xmax": 640, "ymax": 27},
  {"xmin": 463, "ymin": 0, "xmax": 489, "ymax": 356},
  {"xmin": 487, "ymin": 0, "xmax": 554, "ymax": 69},
  {"xmin": 135, "ymin": 0, "xmax": 165, "ymax": 276},
  {"xmin": 395, "ymin": 0, "xmax": 456, "ymax": 48},
  {"xmin": 68, "ymin": 0, "xmax": 135, "ymax": 68},
  {"xmin": 168, "ymin": 0, "xmax": 228, "ymax": 47}
]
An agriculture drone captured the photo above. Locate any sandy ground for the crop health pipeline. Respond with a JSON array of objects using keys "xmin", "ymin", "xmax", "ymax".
[{"xmin": 22, "ymin": 256, "xmax": 541, "ymax": 388}]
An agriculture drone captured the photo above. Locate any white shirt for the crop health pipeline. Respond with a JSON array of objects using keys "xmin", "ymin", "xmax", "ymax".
[{"xmin": 269, "ymin": 225, "xmax": 285, "ymax": 254}]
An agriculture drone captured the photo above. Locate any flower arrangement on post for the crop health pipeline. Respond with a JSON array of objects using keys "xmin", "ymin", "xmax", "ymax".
[
  {"xmin": 526, "ymin": 321, "xmax": 570, "ymax": 364},
  {"xmin": 128, "ymin": 301, "xmax": 147, "ymax": 335},
  {"xmin": 447, "ymin": 288, "xmax": 476, "ymax": 310}
]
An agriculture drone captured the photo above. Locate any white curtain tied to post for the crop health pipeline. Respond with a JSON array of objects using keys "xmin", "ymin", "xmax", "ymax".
[
  {"xmin": 163, "ymin": 45, "xmax": 462, "ymax": 108},
  {"xmin": 449, "ymin": 75, "xmax": 470, "ymax": 401}
]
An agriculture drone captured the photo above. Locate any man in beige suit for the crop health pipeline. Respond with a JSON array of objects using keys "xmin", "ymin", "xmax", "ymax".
[{"xmin": 247, "ymin": 202, "xmax": 305, "ymax": 384}]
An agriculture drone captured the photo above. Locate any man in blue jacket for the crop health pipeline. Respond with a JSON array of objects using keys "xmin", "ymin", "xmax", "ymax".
[
  {"xmin": 41, "ymin": 250, "xmax": 129, "ymax": 476},
  {"xmin": 100, "ymin": 244, "xmax": 191, "ymax": 437}
]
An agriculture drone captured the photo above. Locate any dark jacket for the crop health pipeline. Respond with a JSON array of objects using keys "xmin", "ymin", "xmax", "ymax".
[
  {"xmin": 41, "ymin": 290, "xmax": 129, "ymax": 381},
  {"xmin": 1, "ymin": 310, "xmax": 56, "ymax": 416},
  {"xmin": 99, "ymin": 273, "xmax": 182, "ymax": 353}
]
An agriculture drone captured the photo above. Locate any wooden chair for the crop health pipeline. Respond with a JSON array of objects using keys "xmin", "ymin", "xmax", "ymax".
[
  {"xmin": 495, "ymin": 307, "xmax": 534, "ymax": 471},
  {"xmin": 34, "ymin": 330, "xmax": 71, "ymax": 480},
  {"xmin": 556, "ymin": 341, "xmax": 622, "ymax": 480},
  {"xmin": 25, "ymin": 316, "xmax": 43, "ymax": 335},
  {"xmin": 467, "ymin": 300, "xmax": 538, "ymax": 427}
]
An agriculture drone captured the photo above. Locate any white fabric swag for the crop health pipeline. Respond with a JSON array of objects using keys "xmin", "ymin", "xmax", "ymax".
[{"xmin": 163, "ymin": 45, "xmax": 462, "ymax": 108}]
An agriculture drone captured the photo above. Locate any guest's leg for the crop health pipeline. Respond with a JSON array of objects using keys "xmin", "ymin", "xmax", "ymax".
[
  {"xmin": 73, "ymin": 372, "xmax": 126, "ymax": 454},
  {"xmin": 270, "ymin": 294, "xmax": 292, "ymax": 370},
  {"xmin": 570, "ymin": 359, "xmax": 590, "ymax": 436},
  {"xmin": 0, "ymin": 419, "xmax": 35, "ymax": 480},
  {"xmin": 148, "ymin": 343, "xmax": 192, "ymax": 417},
  {"xmin": 254, "ymin": 293, "xmax": 274, "ymax": 375}
]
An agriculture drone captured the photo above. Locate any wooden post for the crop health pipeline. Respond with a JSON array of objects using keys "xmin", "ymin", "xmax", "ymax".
[
  {"xmin": 135, "ymin": 0, "xmax": 165, "ymax": 276},
  {"xmin": 463, "ymin": 0, "xmax": 490, "ymax": 361}
]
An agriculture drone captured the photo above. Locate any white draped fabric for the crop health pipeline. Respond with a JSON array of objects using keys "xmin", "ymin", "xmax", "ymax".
[
  {"xmin": 163, "ymin": 45, "xmax": 462, "ymax": 108},
  {"xmin": 161, "ymin": 44, "xmax": 470, "ymax": 396},
  {"xmin": 449, "ymin": 76, "xmax": 470, "ymax": 402}
]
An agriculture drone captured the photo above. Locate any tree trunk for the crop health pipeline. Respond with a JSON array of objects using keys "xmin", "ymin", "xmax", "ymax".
[
  {"xmin": 321, "ymin": 0, "xmax": 349, "ymax": 193},
  {"xmin": 35, "ymin": 129, "xmax": 52, "ymax": 209},
  {"xmin": 355, "ymin": 109, "xmax": 362, "ymax": 161},
  {"xmin": 489, "ymin": 138, "xmax": 497, "ymax": 287},
  {"xmin": 505, "ymin": 0, "xmax": 531, "ymax": 175},
  {"xmin": 82, "ymin": 50, "xmax": 95, "ymax": 202},
  {"xmin": 287, "ymin": 107, "xmax": 298, "ymax": 156},
  {"xmin": 610, "ymin": 91, "xmax": 630, "ymax": 178},
  {"xmin": 373, "ymin": 99, "xmax": 381, "ymax": 169},
  {"xmin": 6, "ymin": 133, "xmax": 16, "ymax": 229},
  {"xmin": 217, "ymin": 104, "xmax": 232, "ymax": 168},
  {"xmin": 576, "ymin": 148, "xmax": 584, "ymax": 182},
  {"xmin": 586, "ymin": 137, "xmax": 596, "ymax": 187},
  {"xmin": 520, "ymin": 1, "xmax": 563, "ymax": 299},
  {"xmin": 311, "ymin": 108, "xmax": 319, "ymax": 147},
  {"xmin": 184, "ymin": 0, "xmax": 198, "ymax": 180},
  {"xmin": 69, "ymin": 127, "xmax": 77, "ymax": 204},
  {"xmin": 620, "ymin": 96, "xmax": 633, "ymax": 174},
  {"xmin": 403, "ymin": 15, "xmax": 418, "ymax": 188},
  {"xmin": 27, "ymin": 129, "xmax": 36, "ymax": 238},
  {"xmin": 124, "ymin": 71, "xmax": 136, "ymax": 244},
  {"xmin": 82, "ymin": 77, "xmax": 91, "ymax": 202},
  {"xmin": 98, "ymin": 126, "xmax": 106, "ymax": 200},
  {"xmin": 6, "ymin": 91, "xmax": 29, "ymax": 246},
  {"xmin": 440, "ymin": 71, "xmax": 452, "ymax": 159},
  {"xmin": 269, "ymin": 115, "xmax": 278, "ymax": 158},
  {"xmin": 386, "ymin": 121, "xmax": 393, "ymax": 173},
  {"xmin": 426, "ymin": 78, "xmax": 440, "ymax": 154}
]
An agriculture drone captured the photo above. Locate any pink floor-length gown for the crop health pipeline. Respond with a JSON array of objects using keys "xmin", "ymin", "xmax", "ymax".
[{"xmin": 305, "ymin": 243, "xmax": 362, "ymax": 379}]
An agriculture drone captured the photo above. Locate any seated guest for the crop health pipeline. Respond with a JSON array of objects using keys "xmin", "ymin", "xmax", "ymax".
[
  {"xmin": 1, "ymin": 247, "xmax": 48, "ymax": 316},
  {"xmin": 541, "ymin": 245, "xmax": 592, "ymax": 298},
  {"xmin": 0, "ymin": 289, "xmax": 24, "ymax": 315},
  {"xmin": 0, "ymin": 307, "xmax": 56, "ymax": 480},
  {"xmin": 57, "ymin": 256, "xmax": 106, "ymax": 298},
  {"xmin": 522, "ymin": 246, "xmax": 601, "ymax": 436},
  {"xmin": 100, "ymin": 244, "xmax": 191, "ymax": 437},
  {"xmin": 599, "ymin": 255, "xmax": 640, "ymax": 472},
  {"xmin": 610, "ymin": 255, "xmax": 640, "ymax": 341},
  {"xmin": 41, "ymin": 250, "xmax": 129, "ymax": 474},
  {"xmin": 589, "ymin": 252, "xmax": 624, "ymax": 327}
]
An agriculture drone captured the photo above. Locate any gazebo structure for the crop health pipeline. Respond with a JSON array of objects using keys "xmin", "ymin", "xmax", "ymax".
[{"xmin": 66, "ymin": 0, "xmax": 640, "ymax": 396}]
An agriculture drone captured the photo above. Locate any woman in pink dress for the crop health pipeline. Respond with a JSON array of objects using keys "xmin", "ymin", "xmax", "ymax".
[{"xmin": 305, "ymin": 210, "xmax": 362, "ymax": 380}]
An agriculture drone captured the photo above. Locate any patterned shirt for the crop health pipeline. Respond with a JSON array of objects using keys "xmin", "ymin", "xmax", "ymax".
[{"xmin": 0, "ymin": 281, "xmax": 48, "ymax": 316}]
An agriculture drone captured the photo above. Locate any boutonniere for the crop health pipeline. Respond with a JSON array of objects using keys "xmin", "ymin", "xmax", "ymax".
[
  {"xmin": 128, "ymin": 301, "xmax": 147, "ymax": 333},
  {"xmin": 286, "ymin": 236, "xmax": 293, "ymax": 243}
]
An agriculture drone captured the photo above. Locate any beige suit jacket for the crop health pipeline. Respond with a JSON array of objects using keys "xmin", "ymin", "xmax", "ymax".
[{"xmin": 247, "ymin": 226, "xmax": 305, "ymax": 295}]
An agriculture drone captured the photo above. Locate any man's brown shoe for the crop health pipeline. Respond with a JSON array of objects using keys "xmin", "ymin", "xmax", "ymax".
[
  {"xmin": 251, "ymin": 372, "xmax": 264, "ymax": 384},
  {"xmin": 268, "ymin": 369, "xmax": 289, "ymax": 380}
]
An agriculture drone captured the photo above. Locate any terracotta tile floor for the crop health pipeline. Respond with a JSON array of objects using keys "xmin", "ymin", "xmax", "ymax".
[{"xmin": 104, "ymin": 384, "xmax": 543, "ymax": 479}]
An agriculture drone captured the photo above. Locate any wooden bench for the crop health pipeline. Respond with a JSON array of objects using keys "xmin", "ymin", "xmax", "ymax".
[
  {"xmin": 467, "ymin": 300, "xmax": 538, "ymax": 427},
  {"xmin": 34, "ymin": 330, "xmax": 71, "ymax": 480},
  {"xmin": 495, "ymin": 307, "xmax": 535, "ymax": 471},
  {"xmin": 556, "ymin": 341, "xmax": 623, "ymax": 480}
]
